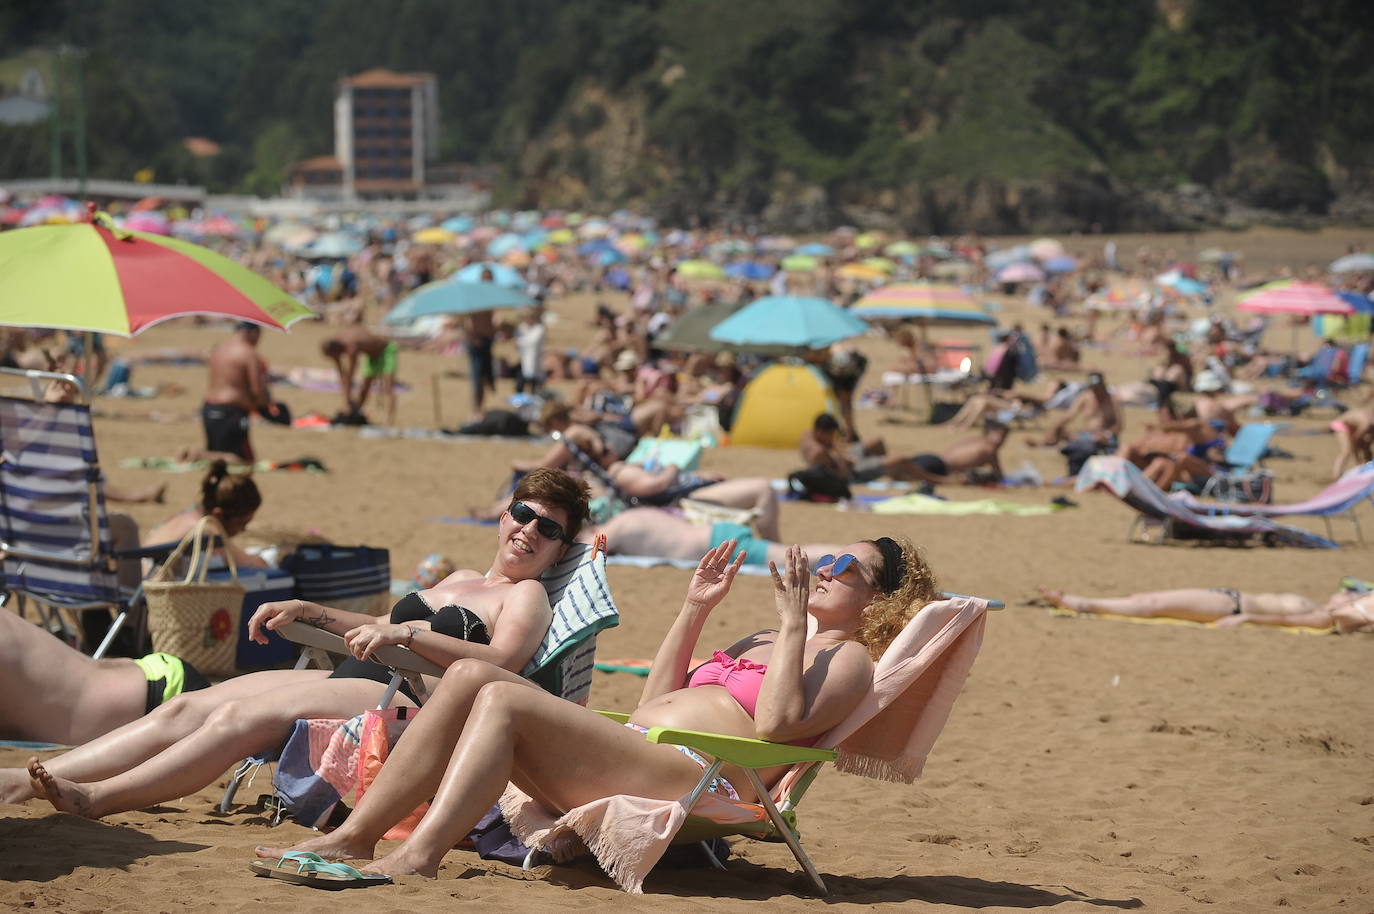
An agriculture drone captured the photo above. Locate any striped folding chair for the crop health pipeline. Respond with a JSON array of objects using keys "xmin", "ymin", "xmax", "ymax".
[{"xmin": 0, "ymin": 371, "xmax": 151, "ymax": 656}]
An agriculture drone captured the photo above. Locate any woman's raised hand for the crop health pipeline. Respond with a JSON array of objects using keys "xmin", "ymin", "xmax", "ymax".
[
  {"xmin": 247, "ymin": 599, "xmax": 303, "ymax": 644},
  {"xmin": 768, "ymin": 545, "xmax": 810, "ymax": 628},
  {"xmin": 686, "ymin": 539, "xmax": 746, "ymax": 609}
]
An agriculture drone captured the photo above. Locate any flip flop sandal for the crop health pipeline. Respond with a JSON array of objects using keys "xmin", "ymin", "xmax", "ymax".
[{"xmin": 249, "ymin": 851, "xmax": 393, "ymax": 889}]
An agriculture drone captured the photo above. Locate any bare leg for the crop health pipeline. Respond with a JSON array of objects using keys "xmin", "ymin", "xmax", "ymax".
[
  {"xmin": 688, "ymin": 478, "xmax": 781, "ymax": 541},
  {"xmin": 1038, "ymin": 587, "xmax": 1236, "ymax": 623},
  {"xmin": 0, "ymin": 669, "xmax": 328, "ymax": 802},
  {"xmin": 28, "ymin": 677, "xmax": 401, "ymax": 819},
  {"xmin": 365, "ymin": 680, "xmax": 706, "ymax": 878},
  {"xmin": 0, "ymin": 611, "xmax": 145, "ymax": 757},
  {"xmin": 255, "ymin": 660, "xmax": 540, "ymax": 863}
]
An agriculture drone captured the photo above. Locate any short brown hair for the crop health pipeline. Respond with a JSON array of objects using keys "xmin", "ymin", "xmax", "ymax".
[{"xmin": 512, "ymin": 468, "xmax": 591, "ymax": 541}]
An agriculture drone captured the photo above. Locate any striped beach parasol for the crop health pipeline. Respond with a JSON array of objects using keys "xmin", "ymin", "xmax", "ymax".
[
  {"xmin": 849, "ymin": 282, "xmax": 996, "ymax": 326},
  {"xmin": 0, "ymin": 212, "xmax": 313, "ymax": 336},
  {"xmin": 1236, "ymin": 281, "xmax": 1354, "ymax": 316}
]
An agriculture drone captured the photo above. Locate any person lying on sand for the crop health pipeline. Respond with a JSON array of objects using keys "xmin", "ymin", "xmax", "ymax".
[
  {"xmin": 591, "ymin": 507, "xmax": 841, "ymax": 568},
  {"xmin": 1038, "ymin": 586, "xmax": 1373, "ymax": 634},
  {"xmin": 253, "ymin": 537, "xmax": 936, "ymax": 881},
  {"xmin": 0, "ymin": 610, "xmax": 210, "ymax": 746},
  {"xmin": 4, "ymin": 470, "xmax": 590, "ymax": 815},
  {"xmin": 802, "ymin": 413, "xmax": 1011, "ymax": 487}
]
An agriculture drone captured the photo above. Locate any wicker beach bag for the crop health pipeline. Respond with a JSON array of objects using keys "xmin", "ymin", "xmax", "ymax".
[{"xmin": 145, "ymin": 516, "xmax": 245, "ymax": 676}]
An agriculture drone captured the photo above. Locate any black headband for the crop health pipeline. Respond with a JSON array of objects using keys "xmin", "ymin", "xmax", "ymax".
[{"xmin": 873, "ymin": 537, "xmax": 906, "ymax": 594}]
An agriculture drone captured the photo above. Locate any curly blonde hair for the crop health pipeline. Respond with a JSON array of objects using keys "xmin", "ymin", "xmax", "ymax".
[{"xmin": 855, "ymin": 537, "xmax": 939, "ymax": 660}]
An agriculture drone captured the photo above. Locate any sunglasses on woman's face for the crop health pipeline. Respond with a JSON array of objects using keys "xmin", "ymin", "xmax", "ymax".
[
  {"xmin": 813, "ymin": 553, "xmax": 876, "ymax": 587},
  {"xmin": 508, "ymin": 501, "xmax": 571, "ymax": 544}
]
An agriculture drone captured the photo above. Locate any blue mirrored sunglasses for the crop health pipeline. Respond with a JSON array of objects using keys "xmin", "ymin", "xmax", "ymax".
[
  {"xmin": 813, "ymin": 553, "xmax": 875, "ymax": 586},
  {"xmin": 509, "ymin": 501, "xmax": 570, "ymax": 543}
]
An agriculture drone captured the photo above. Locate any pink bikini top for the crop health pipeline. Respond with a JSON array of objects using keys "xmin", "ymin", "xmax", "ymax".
[{"xmin": 688, "ymin": 650, "xmax": 768, "ymax": 718}]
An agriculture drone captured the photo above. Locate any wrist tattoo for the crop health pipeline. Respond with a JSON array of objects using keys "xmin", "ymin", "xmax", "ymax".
[{"xmin": 304, "ymin": 610, "xmax": 333, "ymax": 628}]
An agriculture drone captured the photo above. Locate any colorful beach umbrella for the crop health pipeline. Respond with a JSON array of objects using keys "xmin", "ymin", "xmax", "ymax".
[
  {"xmin": 454, "ymin": 262, "xmax": 526, "ymax": 289},
  {"xmin": 1236, "ymin": 281, "xmax": 1354, "ymax": 316},
  {"xmin": 883, "ymin": 241, "xmax": 919, "ymax": 258},
  {"xmin": 996, "ymin": 262, "xmax": 1045, "ymax": 284},
  {"xmin": 861, "ymin": 257, "xmax": 897, "ymax": 274},
  {"xmin": 412, "ymin": 227, "xmax": 456, "ymax": 245},
  {"xmin": 724, "ymin": 261, "xmax": 775, "ymax": 281},
  {"xmin": 384, "ymin": 281, "xmax": 534, "ymax": 325},
  {"xmin": 676, "ymin": 260, "xmax": 726, "ymax": 280},
  {"xmin": 836, "ymin": 263, "xmax": 887, "ymax": 281},
  {"xmin": 709, "ymin": 296, "xmax": 868, "ymax": 350},
  {"xmin": 1329, "ymin": 253, "xmax": 1374, "ymax": 274},
  {"xmin": 796, "ymin": 242, "xmax": 835, "ymax": 257},
  {"xmin": 849, "ymin": 282, "xmax": 995, "ymax": 326},
  {"xmin": 780, "ymin": 254, "xmax": 819, "ymax": 272},
  {"xmin": 0, "ymin": 217, "xmax": 313, "ymax": 336}
]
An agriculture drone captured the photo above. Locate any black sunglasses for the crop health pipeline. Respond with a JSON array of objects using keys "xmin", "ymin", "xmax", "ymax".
[
  {"xmin": 813, "ymin": 553, "xmax": 876, "ymax": 587},
  {"xmin": 508, "ymin": 501, "xmax": 571, "ymax": 544}
]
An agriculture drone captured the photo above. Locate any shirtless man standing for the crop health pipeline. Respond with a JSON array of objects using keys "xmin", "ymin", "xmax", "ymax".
[
  {"xmin": 200, "ymin": 322, "xmax": 271, "ymax": 463},
  {"xmin": 322, "ymin": 327, "xmax": 398, "ymax": 426}
]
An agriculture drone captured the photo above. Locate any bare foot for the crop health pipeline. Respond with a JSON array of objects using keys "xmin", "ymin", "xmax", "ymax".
[
  {"xmin": 363, "ymin": 848, "xmax": 440, "ymax": 879},
  {"xmin": 254, "ymin": 833, "xmax": 375, "ymax": 863},
  {"xmin": 152, "ymin": 482, "xmax": 168, "ymax": 504},
  {"xmin": 0, "ymin": 767, "xmax": 38, "ymax": 804},
  {"xmin": 1037, "ymin": 587, "xmax": 1086, "ymax": 613},
  {"xmin": 27, "ymin": 757, "xmax": 97, "ymax": 818}
]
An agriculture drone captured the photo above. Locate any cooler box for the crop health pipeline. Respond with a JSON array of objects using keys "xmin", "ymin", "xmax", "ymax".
[{"xmin": 208, "ymin": 567, "xmax": 297, "ymax": 669}]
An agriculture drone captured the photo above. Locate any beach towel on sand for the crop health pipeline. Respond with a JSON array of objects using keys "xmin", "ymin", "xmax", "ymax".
[{"xmin": 869, "ymin": 493, "xmax": 1065, "ymax": 516}]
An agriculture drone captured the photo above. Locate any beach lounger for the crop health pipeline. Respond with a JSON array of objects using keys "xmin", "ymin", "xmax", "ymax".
[
  {"xmin": 1197, "ymin": 421, "xmax": 1279, "ymax": 501},
  {"xmin": 553, "ymin": 429, "xmax": 715, "ymax": 511},
  {"xmin": 1171, "ymin": 460, "xmax": 1374, "ymax": 543},
  {"xmin": 504, "ymin": 594, "xmax": 995, "ymax": 895},
  {"xmin": 1075, "ymin": 455, "xmax": 1336, "ymax": 548},
  {"xmin": 218, "ymin": 536, "xmax": 619, "ymax": 813},
  {"xmin": 0, "ymin": 370, "xmax": 189, "ymax": 656}
]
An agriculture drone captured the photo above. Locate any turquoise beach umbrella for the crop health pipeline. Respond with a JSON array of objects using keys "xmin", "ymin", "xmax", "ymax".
[
  {"xmin": 384, "ymin": 281, "xmax": 534, "ymax": 324},
  {"xmin": 708, "ymin": 296, "xmax": 868, "ymax": 350}
]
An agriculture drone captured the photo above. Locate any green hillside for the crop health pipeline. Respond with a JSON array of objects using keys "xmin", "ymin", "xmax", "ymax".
[{"xmin": 2, "ymin": 0, "xmax": 1371, "ymax": 231}]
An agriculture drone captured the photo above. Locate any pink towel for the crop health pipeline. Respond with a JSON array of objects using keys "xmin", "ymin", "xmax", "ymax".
[{"xmin": 501, "ymin": 596, "xmax": 989, "ymax": 893}]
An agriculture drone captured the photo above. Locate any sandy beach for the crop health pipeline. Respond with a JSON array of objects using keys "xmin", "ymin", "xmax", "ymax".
[{"xmin": 2, "ymin": 227, "xmax": 1371, "ymax": 912}]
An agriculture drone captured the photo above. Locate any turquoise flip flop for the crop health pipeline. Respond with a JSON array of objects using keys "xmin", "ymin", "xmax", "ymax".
[{"xmin": 248, "ymin": 851, "xmax": 393, "ymax": 889}]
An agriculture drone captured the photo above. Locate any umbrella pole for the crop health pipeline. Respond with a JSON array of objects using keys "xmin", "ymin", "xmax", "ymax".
[
  {"xmin": 432, "ymin": 371, "xmax": 443, "ymax": 429},
  {"xmin": 84, "ymin": 331, "xmax": 96, "ymax": 400},
  {"xmin": 919, "ymin": 322, "xmax": 934, "ymax": 422}
]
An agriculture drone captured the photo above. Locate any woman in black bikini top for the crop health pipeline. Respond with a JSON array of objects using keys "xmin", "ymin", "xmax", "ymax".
[{"xmin": 6, "ymin": 469, "xmax": 592, "ymax": 822}]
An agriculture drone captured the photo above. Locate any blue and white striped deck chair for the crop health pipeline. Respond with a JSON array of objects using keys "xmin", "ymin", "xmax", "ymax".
[
  {"xmin": 0, "ymin": 374, "xmax": 135, "ymax": 656},
  {"xmin": 218, "ymin": 536, "xmax": 620, "ymax": 812}
]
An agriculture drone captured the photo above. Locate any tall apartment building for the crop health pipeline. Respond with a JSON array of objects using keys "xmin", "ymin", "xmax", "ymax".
[{"xmin": 333, "ymin": 68, "xmax": 439, "ymax": 199}]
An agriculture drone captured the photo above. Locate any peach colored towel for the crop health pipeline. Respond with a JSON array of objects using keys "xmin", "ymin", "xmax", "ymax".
[{"xmin": 500, "ymin": 596, "xmax": 990, "ymax": 893}]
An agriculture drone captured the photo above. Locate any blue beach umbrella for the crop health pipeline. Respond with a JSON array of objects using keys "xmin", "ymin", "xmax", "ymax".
[
  {"xmin": 441, "ymin": 216, "xmax": 475, "ymax": 234},
  {"xmin": 486, "ymin": 233, "xmax": 526, "ymax": 258},
  {"xmin": 709, "ymin": 296, "xmax": 868, "ymax": 350},
  {"xmin": 796, "ymin": 242, "xmax": 835, "ymax": 257},
  {"xmin": 454, "ymin": 261, "xmax": 526, "ymax": 288},
  {"xmin": 724, "ymin": 261, "xmax": 775, "ymax": 281},
  {"xmin": 1337, "ymin": 291, "xmax": 1374, "ymax": 314},
  {"xmin": 596, "ymin": 248, "xmax": 629, "ymax": 266},
  {"xmin": 384, "ymin": 281, "xmax": 534, "ymax": 325}
]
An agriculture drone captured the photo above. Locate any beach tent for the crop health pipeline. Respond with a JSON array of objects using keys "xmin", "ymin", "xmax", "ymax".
[{"xmin": 729, "ymin": 364, "xmax": 839, "ymax": 449}]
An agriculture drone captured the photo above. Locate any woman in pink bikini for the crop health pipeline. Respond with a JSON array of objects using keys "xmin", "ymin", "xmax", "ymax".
[{"xmin": 254, "ymin": 535, "xmax": 939, "ymax": 881}]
